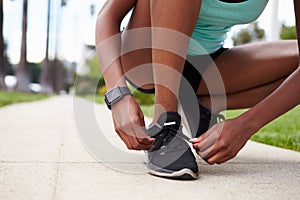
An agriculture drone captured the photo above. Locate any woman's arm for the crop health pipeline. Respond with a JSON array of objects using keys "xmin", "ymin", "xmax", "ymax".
[
  {"xmin": 237, "ymin": 0, "xmax": 300, "ymax": 133},
  {"xmin": 192, "ymin": 70, "xmax": 300, "ymax": 165},
  {"xmin": 96, "ymin": 0, "xmax": 136, "ymax": 90},
  {"xmin": 96, "ymin": 0, "xmax": 154, "ymax": 150},
  {"xmin": 192, "ymin": 1, "xmax": 300, "ymax": 164}
]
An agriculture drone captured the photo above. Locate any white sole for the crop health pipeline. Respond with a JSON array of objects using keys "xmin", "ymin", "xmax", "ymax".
[{"xmin": 148, "ymin": 168, "xmax": 199, "ymax": 180}]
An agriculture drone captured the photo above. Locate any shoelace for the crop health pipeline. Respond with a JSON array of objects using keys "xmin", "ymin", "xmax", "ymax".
[{"xmin": 152, "ymin": 126, "xmax": 191, "ymax": 151}]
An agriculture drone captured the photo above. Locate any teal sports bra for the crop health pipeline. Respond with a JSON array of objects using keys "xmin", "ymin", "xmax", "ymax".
[{"xmin": 188, "ymin": 0, "xmax": 269, "ymax": 55}]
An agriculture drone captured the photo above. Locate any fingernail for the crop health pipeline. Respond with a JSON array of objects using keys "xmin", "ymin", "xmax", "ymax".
[{"xmin": 189, "ymin": 138, "xmax": 198, "ymax": 142}]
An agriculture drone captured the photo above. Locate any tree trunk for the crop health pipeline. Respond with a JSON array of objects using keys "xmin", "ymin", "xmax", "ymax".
[
  {"xmin": 0, "ymin": 0, "xmax": 7, "ymax": 90},
  {"xmin": 52, "ymin": 59, "xmax": 65, "ymax": 94},
  {"xmin": 40, "ymin": 0, "xmax": 53, "ymax": 93},
  {"xmin": 15, "ymin": 0, "xmax": 30, "ymax": 92}
]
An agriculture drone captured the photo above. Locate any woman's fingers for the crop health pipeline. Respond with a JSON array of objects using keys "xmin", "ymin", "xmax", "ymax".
[
  {"xmin": 191, "ymin": 122, "xmax": 233, "ymax": 164},
  {"xmin": 198, "ymin": 143, "xmax": 220, "ymax": 161},
  {"xmin": 194, "ymin": 119, "xmax": 249, "ymax": 164},
  {"xmin": 206, "ymin": 150, "xmax": 227, "ymax": 164},
  {"xmin": 206, "ymin": 148, "xmax": 237, "ymax": 165},
  {"xmin": 137, "ymin": 136, "xmax": 155, "ymax": 146},
  {"xmin": 119, "ymin": 130, "xmax": 153, "ymax": 150},
  {"xmin": 192, "ymin": 125, "xmax": 221, "ymax": 152},
  {"xmin": 131, "ymin": 116, "xmax": 155, "ymax": 147},
  {"xmin": 118, "ymin": 131, "xmax": 135, "ymax": 149},
  {"xmin": 133, "ymin": 126, "xmax": 154, "ymax": 146},
  {"xmin": 214, "ymin": 153, "xmax": 236, "ymax": 164},
  {"xmin": 114, "ymin": 120, "xmax": 153, "ymax": 150}
]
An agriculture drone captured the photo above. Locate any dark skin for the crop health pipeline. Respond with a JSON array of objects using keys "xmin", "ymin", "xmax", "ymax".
[
  {"xmin": 96, "ymin": 0, "xmax": 154, "ymax": 150},
  {"xmin": 192, "ymin": 0, "xmax": 300, "ymax": 164},
  {"xmin": 96, "ymin": 0, "xmax": 202, "ymax": 150},
  {"xmin": 96, "ymin": 0, "xmax": 300, "ymax": 164}
]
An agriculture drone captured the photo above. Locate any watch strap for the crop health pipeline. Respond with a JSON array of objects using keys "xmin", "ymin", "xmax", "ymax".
[{"xmin": 119, "ymin": 86, "xmax": 132, "ymax": 96}]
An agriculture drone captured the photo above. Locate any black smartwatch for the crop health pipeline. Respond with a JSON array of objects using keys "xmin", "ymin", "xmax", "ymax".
[{"xmin": 104, "ymin": 86, "xmax": 132, "ymax": 110}]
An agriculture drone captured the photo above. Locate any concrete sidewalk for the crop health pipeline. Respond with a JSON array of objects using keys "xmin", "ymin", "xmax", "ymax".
[{"xmin": 0, "ymin": 96, "xmax": 299, "ymax": 200}]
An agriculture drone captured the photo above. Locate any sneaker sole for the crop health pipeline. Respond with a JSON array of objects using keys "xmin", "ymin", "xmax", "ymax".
[{"xmin": 148, "ymin": 168, "xmax": 198, "ymax": 180}]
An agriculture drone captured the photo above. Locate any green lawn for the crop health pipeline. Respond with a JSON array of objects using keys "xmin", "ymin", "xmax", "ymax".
[
  {"xmin": 88, "ymin": 94, "xmax": 300, "ymax": 152},
  {"xmin": 225, "ymin": 107, "xmax": 300, "ymax": 152},
  {"xmin": 5, "ymin": 91, "xmax": 298, "ymax": 152},
  {"xmin": 0, "ymin": 91, "xmax": 53, "ymax": 107}
]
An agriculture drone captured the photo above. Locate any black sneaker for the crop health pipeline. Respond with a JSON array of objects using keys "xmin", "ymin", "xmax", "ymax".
[
  {"xmin": 145, "ymin": 112, "xmax": 199, "ymax": 180},
  {"xmin": 180, "ymin": 96, "xmax": 225, "ymax": 138},
  {"xmin": 194, "ymin": 99, "xmax": 225, "ymax": 138}
]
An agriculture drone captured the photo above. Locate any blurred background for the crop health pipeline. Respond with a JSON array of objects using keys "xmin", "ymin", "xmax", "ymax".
[
  {"xmin": 0, "ymin": 0, "xmax": 298, "ymax": 152},
  {"xmin": 1, "ymin": 0, "xmax": 103, "ymax": 94},
  {"xmin": 0, "ymin": 0, "xmax": 296, "ymax": 95}
]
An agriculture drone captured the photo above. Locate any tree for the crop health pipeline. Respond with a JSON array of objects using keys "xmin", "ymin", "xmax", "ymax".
[
  {"xmin": 40, "ymin": 0, "xmax": 52, "ymax": 93},
  {"xmin": 40, "ymin": 0, "xmax": 68, "ymax": 93},
  {"xmin": 232, "ymin": 22, "xmax": 265, "ymax": 46},
  {"xmin": 15, "ymin": 0, "xmax": 30, "ymax": 92},
  {"xmin": 280, "ymin": 24, "xmax": 297, "ymax": 40},
  {"xmin": 0, "ymin": 0, "xmax": 7, "ymax": 90}
]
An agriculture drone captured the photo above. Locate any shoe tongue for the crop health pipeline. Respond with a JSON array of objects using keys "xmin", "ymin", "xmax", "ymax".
[{"xmin": 157, "ymin": 112, "xmax": 181, "ymax": 127}]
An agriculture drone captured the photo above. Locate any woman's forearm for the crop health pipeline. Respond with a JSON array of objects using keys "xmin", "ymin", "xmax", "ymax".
[
  {"xmin": 96, "ymin": 15, "xmax": 127, "ymax": 90},
  {"xmin": 239, "ymin": 0, "xmax": 300, "ymax": 134},
  {"xmin": 95, "ymin": 1, "xmax": 136, "ymax": 90}
]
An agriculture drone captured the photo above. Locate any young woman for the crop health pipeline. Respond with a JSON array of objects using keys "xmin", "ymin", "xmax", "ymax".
[{"xmin": 96, "ymin": 0, "xmax": 300, "ymax": 179}]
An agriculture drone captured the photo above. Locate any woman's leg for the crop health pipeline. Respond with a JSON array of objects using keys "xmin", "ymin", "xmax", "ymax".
[
  {"xmin": 197, "ymin": 40, "xmax": 299, "ymax": 112},
  {"xmin": 150, "ymin": 0, "xmax": 201, "ymax": 118},
  {"xmin": 200, "ymin": 78, "xmax": 286, "ymax": 113},
  {"xmin": 121, "ymin": 0, "xmax": 202, "ymax": 120}
]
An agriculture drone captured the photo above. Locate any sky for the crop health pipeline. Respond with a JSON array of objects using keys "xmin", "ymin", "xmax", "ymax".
[
  {"xmin": 3, "ymin": 0, "xmax": 296, "ymax": 64},
  {"xmin": 3, "ymin": 0, "xmax": 104, "ymax": 64}
]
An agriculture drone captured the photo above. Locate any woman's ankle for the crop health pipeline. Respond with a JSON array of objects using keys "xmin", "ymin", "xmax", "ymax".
[{"xmin": 198, "ymin": 96, "xmax": 224, "ymax": 114}]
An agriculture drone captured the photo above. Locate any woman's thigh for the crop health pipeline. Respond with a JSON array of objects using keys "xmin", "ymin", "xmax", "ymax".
[
  {"xmin": 121, "ymin": 0, "xmax": 154, "ymax": 90},
  {"xmin": 197, "ymin": 40, "xmax": 299, "ymax": 95}
]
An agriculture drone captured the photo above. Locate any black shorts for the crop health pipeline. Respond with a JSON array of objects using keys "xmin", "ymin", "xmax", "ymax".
[{"xmin": 126, "ymin": 47, "xmax": 228, "ymax": 94}]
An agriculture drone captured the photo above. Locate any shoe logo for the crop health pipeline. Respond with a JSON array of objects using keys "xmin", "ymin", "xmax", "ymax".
[{"xmin": 164, "ymin": 121, "xmax": 176, "ymax": 126}]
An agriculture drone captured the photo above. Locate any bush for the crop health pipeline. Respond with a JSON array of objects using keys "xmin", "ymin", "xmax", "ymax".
[
  {"xmin": 130, "ymin": 87, "xmax": 155, "ymax": 105},
  {"xmin": 81, "ymin": 52, "xmax": 154, "ymax": 104},
  {"xmin": 74, "ymin": 52, "xmax": 106, "ymax": 95},
  {"xmin": 232, "ymin": 22, "xmax": 265, "ymax": 46},
  {"xmin": 280, "ymin": 24, "xmax": 297, "ymax": 40}
]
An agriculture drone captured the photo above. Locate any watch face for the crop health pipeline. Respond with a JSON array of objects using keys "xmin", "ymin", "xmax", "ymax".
[{"xmin": 106, "ymin": 87, "xmax": 122, "ymax": 104}]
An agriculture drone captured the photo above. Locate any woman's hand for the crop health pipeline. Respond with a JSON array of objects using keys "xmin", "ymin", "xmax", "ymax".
[
  {"xmin": 111, "ymin": 95, "xmax": 154, "ymax": 150},
  {"xmin": 191, "ymin": 117, "xmax": 256, "ymax": 164}
]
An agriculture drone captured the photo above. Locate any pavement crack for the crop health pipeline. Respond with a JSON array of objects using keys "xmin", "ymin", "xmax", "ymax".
[{"xmin": 51, "ymin": 122, "xmax": 67, "ymax": 200}]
